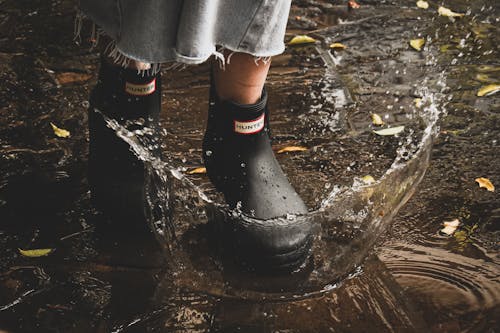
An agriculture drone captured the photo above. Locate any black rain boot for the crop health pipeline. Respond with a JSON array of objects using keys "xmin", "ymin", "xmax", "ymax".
[
  {"xmin": 202, "ymin": 83, "xmax": 313, "ymax": 270},
  {"xmin": 88, "ymin": 58, "xmax": 162, "ymax": 229}
]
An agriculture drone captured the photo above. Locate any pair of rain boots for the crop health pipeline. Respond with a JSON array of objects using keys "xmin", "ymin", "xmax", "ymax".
[{"xmin": 88, "ymin": 59, "xmax": 312, "ymax": 270}]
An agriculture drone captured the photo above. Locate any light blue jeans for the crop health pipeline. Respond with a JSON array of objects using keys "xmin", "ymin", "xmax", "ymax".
[{"xmin": 77, "ymin": 0, "xmax": 291, "ymax": 66}]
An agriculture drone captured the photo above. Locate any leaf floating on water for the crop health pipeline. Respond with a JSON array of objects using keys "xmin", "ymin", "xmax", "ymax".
[
  {"xmin": 187, "ymin": 167, "xmax": 206, "ymax": 175},
  {"xmin": 329, "ymin": 42, "xmax": 347, "ymax": 50},
  {"xmin": 410, "ymin": 39, "xmax": 425, "ymax": 51},
  {"xmin": 477, "ymin": 84, "xmax": 500, "ymax": 97},
  {"xmin": 440, "ymin": 219, "xmax": 460, "ymax": 235},
  {"xmin": 50, "ymin": 123, "xmax": 70, "ymax": 138},
  {"xmin": 475, "ymin": 177, "xmax": 495, "ymax": 192},
  {"xmin": 19, "ymin": 248, "xmax": 54, "ymax": 257},
  {"xmin": 288, "ymin": 35, "xmax": 316, "ymax": 46},
  {"xmin": 414, "ymin": 98, "xmax": 423, "ymax": 108},
  {"xmin": 416, "ymin": 0, "xmax": 429, "ymax": 9},
  {"xmin": 373, "ymin": 126, "xmax": 405, "ymax": 136},
  {"xmin": 277, "ymin": 146, "xmax": 308, "ymax": 154},
  {"xmin": 475, "ymin": 74, "xmax": 493, "ymax": 83},
  {"xmin": 362, "ymin": 175, "xmax": 375, "ymax": 184},
  {"xmin": 438, "ymin": 6, "xmax": 464, "ymax": 17},
  {"xmin": 348, "ymin": 0, "xmax": 361, "ymax": 9},
  {"xmin": 371, "ymin": 113, "xmax": 385, "ymax": 126}
]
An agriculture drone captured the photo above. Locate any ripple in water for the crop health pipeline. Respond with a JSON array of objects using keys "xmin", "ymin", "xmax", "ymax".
[{"xmin": 379, "ymin": 242, "xmax": 500, "ymax": 331}]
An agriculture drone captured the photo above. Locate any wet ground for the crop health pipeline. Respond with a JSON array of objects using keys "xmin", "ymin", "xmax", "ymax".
[{"xmin": 1, "ymin": 0, "xmax": 499, "ymax": 332}]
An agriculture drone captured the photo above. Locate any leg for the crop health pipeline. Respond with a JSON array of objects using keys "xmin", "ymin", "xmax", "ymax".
[
  {"xmin": 203, "ymin": 52, "xmax": 312, "ymax": 269},
  {"xmin": 88, "ymin": 51, "xmax": 162, "ymax": 229},
  {"xmin": 213, "ymin": 52, "xmax": 271, "ymax": 104}
]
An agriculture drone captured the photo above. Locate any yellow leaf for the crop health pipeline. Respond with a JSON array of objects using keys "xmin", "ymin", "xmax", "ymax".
[
  {"xmin": 475, "ymin": 177, "xmax": 495, "ymax": 192},
  {"xmin": 438, "ymin": 6, "xmax": 464, "ymax": 17},
  {"xmin": 362, "ymin": 175, "xmax": 375, "ymax": 184},
  {"xmin": 373, "ymin": 126, "xmax": 405, "ymax": 136},
  {"xmin": 187, "ymin": 167, "xmax": 206, "ymax": 175},
  {"xmin": 416, "ymin": 0, "xmax": 429, "ymax": 9},
  {"xmin": 440, "ymin": 219, "xmax": 460, "ymax": 235},
  {"xmin": 19, "ymin": 248, "xmax": 54, "ymax": 257},
  {"xmin": 277, "ymin": 146, "xmax": 308, "ymax": 154},
  {"xmin": 477, "ymin": 84, "xmax": 500, "ymax": 97},
  {"xmin": 371, "ymin": 113, "xmax": 385, "ymax": 126},
  {"xmin": 288, "ymin": 35, "xmax": 316, "ymax": 46},
  {"xmin": 414, "ymin": 98, "xmax": 422, "ymax": 108},
  {"xmin": 410, "ymin": 39, "xmax": 425, "ymax": 51},
  {"xmin": 329, "ymin": 42, "xmax": 347, "ymax": 50},
  {"xmin": 50, "ymin": 123, "xmax": 70, "ymax": 138},
  {"xmin": 475, "ymin": 74, "xmax": 493, "ymax": 83}
]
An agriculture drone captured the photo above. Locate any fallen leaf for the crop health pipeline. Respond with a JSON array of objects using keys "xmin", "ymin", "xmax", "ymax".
[
  {"xmin": 414, "ymin": 98, "xmax": 423, "ymax": 108},
  {"xmin": 348, "ymin": 0, "xmax": 361, "ymax": 9},
  {"xmin": 477, "ymin": 84, "xmax": 500, "ymax": 97},
  {"xmin": 50, "ymin": 123, "xmax": 70, "ymax": 138},
  {"xmin": 471, "ymin": 23, "xmax": 494, "ymax": 38},
  {"xmin": 454, "ymin": 230, "xmax": 467, "ymax": 243},
  {"xmin": 442, "ymin": 129, "xmax": 461, "ymax": 135},
  {"xmin": 438, "ymin": 6, "xmax": 464, "ymax": 17},
  {"xmin": 454, "ymin": 224, "xmax": 478, "ymax": 245},
  {"xmin": 475, "ymin": 177, "xmax": 495, "ymax": 192},
  {"xmin": 371, "ymin": 113, "xmax": 385, "ymax": 126},
  {"xmin": 416, "ymin": 0, "xmax": 429, "ymax": 9},
  {"xmin": 373, "ymin": 126, "xmax": 405, "ymax": 136},
  {"xmin": 439, "ymin": 44, "xmax": 452, "ymax": 53},
  {"xmin": 56, "ymin": 72, "xmax": 92, "ymax": 85},
  {"xmin": 277, "ymin": 146, "xmax": 308, "ymax": 154},
  {"xmin": 410, "ymin": 39, "xmax": 425, "ymax": 51},
  {"xmin": 288, "ymin": 35, "xmax": 316, "ymax": 46},
  {"xmin": 475, "ymin": 73, "xmax": 493, "ymax": 83},
  {"xmin": 440, "ymin": 219, "xmax": 460, "ymax": 235},
  {"xmin": 187, "ymin": 167, "xmax": 206, "ymax": 175},
  {"xmin": 362, "ymin": 175, "xmax": 375, "ymax": 184},
  {"xmin": 19, "ymin": 248, "xmax": 54, "ymax": 257},
  {"xmin": 329, "ymin": 42, "xmax": 347, "ymax": 50}
]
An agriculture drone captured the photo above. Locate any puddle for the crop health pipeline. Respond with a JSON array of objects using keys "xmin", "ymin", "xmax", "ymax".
[{"xmin": 0, "ymin": 0, "xmax": 499, "ymax": 332}]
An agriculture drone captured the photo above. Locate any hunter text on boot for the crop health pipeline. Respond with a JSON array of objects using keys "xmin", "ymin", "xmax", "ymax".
[{"xmin": 234, "ymin": 114, "xmax": 265, "ymax": 134}]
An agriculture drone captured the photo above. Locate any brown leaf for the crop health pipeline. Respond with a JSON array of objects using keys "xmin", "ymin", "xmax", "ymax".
[
  {"xmin": 348, "ymin": 0, "xmax": 361, "ymax": 9},
  {"xmin": 56, "ymin": 72, "xmax": 92, "ymax": 85},
  {"xmin": 277, "ymin": 146, "xmax": 308, "ymax": 154}
]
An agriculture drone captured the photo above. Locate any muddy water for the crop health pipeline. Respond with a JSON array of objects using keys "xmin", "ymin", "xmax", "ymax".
[{"xmin": 0, "ymin": 0, "xmax": 499, "ymax": 332}]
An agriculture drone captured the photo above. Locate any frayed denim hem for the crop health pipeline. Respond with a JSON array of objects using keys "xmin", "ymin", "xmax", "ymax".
[{"xmin": 74, "ymin": 12, "xmax": 284, "ymax": 76}]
